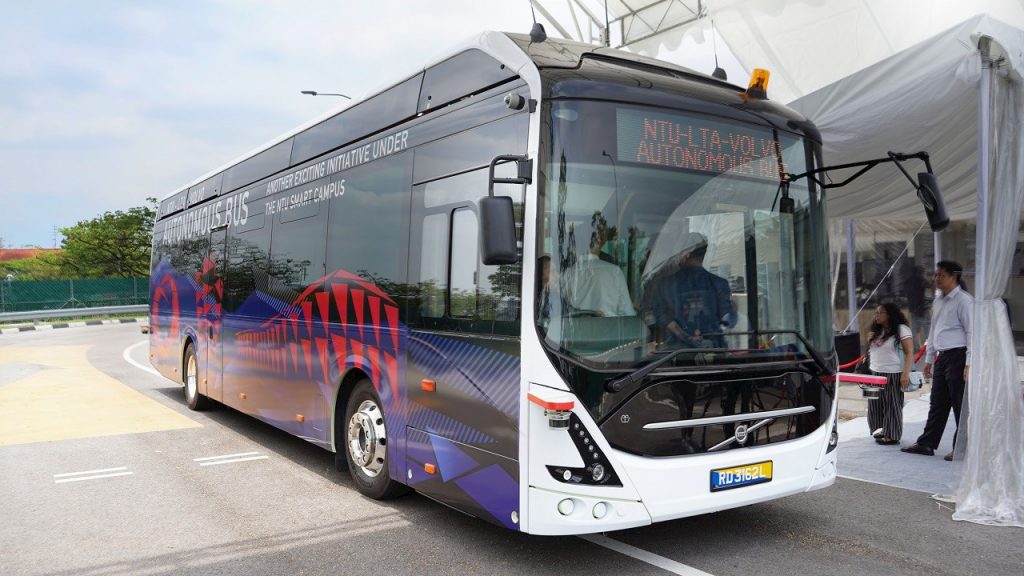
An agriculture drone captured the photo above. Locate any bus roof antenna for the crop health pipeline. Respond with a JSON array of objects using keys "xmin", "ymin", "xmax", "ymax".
[
  {"xmin": 529, "ymin": 1, "xmax": 546, "ymax": 42},
  {"xmin": 711, "ymin": 20, "xmax": 727, "ymax": 80},
  {"xmin": 530, "ymin": 22, "xmax": 547, "ymax": 42}
]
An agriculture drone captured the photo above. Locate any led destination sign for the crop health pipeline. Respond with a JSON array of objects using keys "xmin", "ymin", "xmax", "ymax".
[{"xmin": 616, "ymin": 108, "xmax": 790, "ymax": 180}]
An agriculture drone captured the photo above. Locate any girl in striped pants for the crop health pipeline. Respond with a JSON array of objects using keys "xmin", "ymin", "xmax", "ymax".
[{"xmin": 866, "ymin": 303, "xmax": 913, "ymax": 444}]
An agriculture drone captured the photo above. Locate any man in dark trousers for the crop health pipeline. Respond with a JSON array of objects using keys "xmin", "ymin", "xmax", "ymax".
[{"xmin": 902, "ymin": 260, "xmax": 972, "ymax": 460}]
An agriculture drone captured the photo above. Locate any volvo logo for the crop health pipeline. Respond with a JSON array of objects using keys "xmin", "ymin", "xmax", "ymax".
[
  {"xmin": 735, "ymin": 424, "xmax": 749, "ymax": 445},
  {"xmin": 706, "ymin": 417, "xmax": 779, "ymax": 452}
]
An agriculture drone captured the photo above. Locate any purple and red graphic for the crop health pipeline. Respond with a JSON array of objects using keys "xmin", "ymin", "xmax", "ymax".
[{"xmin": 150, "ymin": 257, "xmax": 523, "ymax": 529}]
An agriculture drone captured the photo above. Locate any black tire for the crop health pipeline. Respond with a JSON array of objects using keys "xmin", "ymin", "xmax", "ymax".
[
  {"xmin": 183, "ymin": 343, "xmax": 210, "ymax": 411},
  {"xmin": 339, "ymin": 379, "xmax": 409, "ymax": 499}
]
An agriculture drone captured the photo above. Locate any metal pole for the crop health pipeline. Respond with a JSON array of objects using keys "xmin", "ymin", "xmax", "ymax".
[
  {"xmin": 846, "ymin": 218, "xmax": 858, "ymax": 331},
  {"xmin": 975, "ymin": 39, "xmax": 991, "ymax": 306}
]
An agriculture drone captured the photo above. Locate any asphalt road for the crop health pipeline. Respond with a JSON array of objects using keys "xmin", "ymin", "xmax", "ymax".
[{"xmin": 1, "ymin": 324, "xmax": 1021, "ymax": 576}]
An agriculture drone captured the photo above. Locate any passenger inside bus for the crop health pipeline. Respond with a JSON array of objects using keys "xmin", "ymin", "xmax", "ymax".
[
  {"xmin": 647, "ymin": 232, "xmax": 736, "ymax": 349},
  {"xmin": 559, "ymin": 213, "xmax": 635, "ymax": 317}
]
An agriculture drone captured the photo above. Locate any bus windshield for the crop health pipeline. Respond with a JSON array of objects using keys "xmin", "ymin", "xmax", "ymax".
[{"xmin": 537, "ymin": 100, "xmax": 832, "ymax": 370}]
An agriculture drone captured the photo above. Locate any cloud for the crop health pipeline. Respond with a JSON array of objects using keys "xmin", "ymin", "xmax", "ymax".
[
  {"xmin": 0, "ymin": 0, "xmax": 726, "ymax": 248},
  {"xmin": 0, "ymin": 1, "xmax": 539, "ymax": 246}
]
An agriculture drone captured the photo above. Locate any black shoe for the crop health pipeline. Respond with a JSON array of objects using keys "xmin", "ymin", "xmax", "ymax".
[
  {"xmin": 876, "ymin": 438, "xmax": 899, "ymax": 445},
  {"xmin": 901, "ymin": 443, "xmax": 935, "ymax": 456},
  {"xmin": 944, "ymin": 452, "xmax": 954, "ymax": 461}
]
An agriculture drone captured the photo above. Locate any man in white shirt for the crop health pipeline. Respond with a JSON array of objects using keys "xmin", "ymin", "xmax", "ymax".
[
  {"xmin": 902, "ymin": 260, "xmax": 972, "ymax": 459},
  {"xmin": 560, "ymin": 220, "xmax": 635, "ymax": 317}
]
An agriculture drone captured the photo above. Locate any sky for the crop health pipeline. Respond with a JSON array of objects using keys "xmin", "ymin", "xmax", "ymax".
[{"xmin": 0, "ymin": 0, "xmax": 743, "ymax": 249}]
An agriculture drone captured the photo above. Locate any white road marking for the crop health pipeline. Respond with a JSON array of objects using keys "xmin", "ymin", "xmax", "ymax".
[
  {"xmin": 578, "ymin": 534, "xmax": 716, "ymax": 576},
  {"xmin": 122, "ymin": 340, "xmax": 160, "ymax": 377},
  {"xmin": 838, "ymin": 474, "xmax": 932, "ymax": 494},
  {"xmin": 54, "ymin": 466, "xmax": 133, "ymax": 484},
  {"xmin": 199, "ymin": 456, "xmax": 269, "ymax": 467},
  {"xmin": 54, "ymin": 466, "xmax": 128, "ymax": 478},
  {"xmin": 193, "ymin": 452, "xmax": 261, "ymax": 462},
  {"xmin": 194, "ymin": 452, "xmax": 269, "ymax": 466}
]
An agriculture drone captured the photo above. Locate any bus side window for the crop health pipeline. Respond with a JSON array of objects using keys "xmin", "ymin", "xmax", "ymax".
[
  {"xmin": 450, "ymin": 208, "xmax": 478, "ymax": 318},
  {"xmin": 420, "ymin": 213, "xmax": 448, "ymax": 318},
  {"xmin": 224, "ymin": 211, "xmax": 267, "ymax": 314},
  {"xmin": 417, "ymin": 169, "xmax": 523, "ymax": 332},
  {"xmin": 324, "ymin": 153, "xmax": 412, "ymax": 320},
  {"xmin": 268, "ymin": 192, "xmax": 327, "ymax": 300}
]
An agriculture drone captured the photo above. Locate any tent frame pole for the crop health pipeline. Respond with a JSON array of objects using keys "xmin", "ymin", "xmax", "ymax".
[{"xmin": 846, "ymin": 219, "xmax": 857, "ymax": 331}]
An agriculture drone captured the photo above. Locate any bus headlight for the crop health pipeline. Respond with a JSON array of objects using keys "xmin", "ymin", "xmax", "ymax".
[{"xmin": 546, "ymin": 414, "xmax": 622, "ymax": 487}]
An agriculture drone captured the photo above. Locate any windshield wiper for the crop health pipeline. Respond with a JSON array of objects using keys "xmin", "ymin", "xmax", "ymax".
[
  {"xmin": 603, "ymin": 329, "xmax": 831, "ymax": 394},
  {"xmin": 605, "ymin": 346, "xmax": 729, "ymax": 393}
]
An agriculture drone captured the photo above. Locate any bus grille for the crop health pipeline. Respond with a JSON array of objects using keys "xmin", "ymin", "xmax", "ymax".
[{"xmin": 599, "ymin": 372, "xmax": 831, "ymax": 457}]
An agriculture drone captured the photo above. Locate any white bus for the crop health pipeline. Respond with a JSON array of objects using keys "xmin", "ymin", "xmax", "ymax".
[{"xmin": 151, "ymin": 30, "xmax": 842, "ymax": 535}]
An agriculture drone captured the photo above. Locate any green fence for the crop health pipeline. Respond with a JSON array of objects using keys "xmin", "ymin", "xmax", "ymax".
[{"xmin": 0, "ymin": 277, "xmax": 148, "ymax": 313}]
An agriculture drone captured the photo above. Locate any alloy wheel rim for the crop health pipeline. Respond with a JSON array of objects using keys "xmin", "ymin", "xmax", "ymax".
[
  {"xmin": 186, "ymin": 353, "xmax": 197, "ymax": 401},
  {"xmin": 347, "ymin": 399, "xmax": 386, "ymax": 478}
]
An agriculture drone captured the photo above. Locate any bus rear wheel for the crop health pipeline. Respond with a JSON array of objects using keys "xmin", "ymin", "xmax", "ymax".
[
  {"xmin": 183, "ymin": 343, "xmax": 210, "ymax": 411},
  {"xmin": 341, "ymin": 379, "xmax": 408, "ymax": 499}
]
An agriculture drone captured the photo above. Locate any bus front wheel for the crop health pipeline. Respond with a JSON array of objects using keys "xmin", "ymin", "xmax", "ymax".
[
  {"xmin": 183, "ymin": 343, "xmax": 210, "ymax": 411},
  {"xmin": 341, "ymin": 379, "xmax": 408, "ymax": 499}
]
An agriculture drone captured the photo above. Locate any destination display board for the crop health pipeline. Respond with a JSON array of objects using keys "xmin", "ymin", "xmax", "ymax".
[{"xmin": 616, "ymin": 108, "xmax": 791, "ymax": 180}]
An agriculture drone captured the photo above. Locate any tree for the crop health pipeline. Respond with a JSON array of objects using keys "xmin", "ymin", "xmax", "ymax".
[{"xmin": 59, "ymin": 198, "xmax": 157, "ymax": 278}]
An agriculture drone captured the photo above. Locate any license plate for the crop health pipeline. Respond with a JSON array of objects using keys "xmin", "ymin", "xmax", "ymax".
[{"xmin": 711, "ymin": 461, "xmax": 773, "ymax": 492}]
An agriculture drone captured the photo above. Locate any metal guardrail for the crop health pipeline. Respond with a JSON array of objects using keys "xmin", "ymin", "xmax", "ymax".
[{"xmin": 0, "ymin": 304, "xmax": 148, "ymax": 323}]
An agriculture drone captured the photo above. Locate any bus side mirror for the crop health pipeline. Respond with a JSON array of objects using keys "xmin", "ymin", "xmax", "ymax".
[
  {"xmin": 480, "ymin": 196, "xmax": 517, "ymax": 265},
  {"xmin": 481, "ymin": 154, "xmax": 530, "ymax": 265},
  {"xmin": 917, "ymin": 172, "xmax": 949, "ymax": 232}
]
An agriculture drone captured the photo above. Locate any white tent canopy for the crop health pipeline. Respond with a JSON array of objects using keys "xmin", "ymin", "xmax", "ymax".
[
  {"xmin": 789, "ymin": 15, "xmax": 1024, "ymax": 223},
  {"xmin": 680, "ymin": 0, "xmax": 1024, "ymax": 105}
]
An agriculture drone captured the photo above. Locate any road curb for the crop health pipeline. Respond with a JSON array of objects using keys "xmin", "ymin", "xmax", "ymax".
[{"xmin": 0, "ymin": 317, "xmax": 143, "ymax": 335}]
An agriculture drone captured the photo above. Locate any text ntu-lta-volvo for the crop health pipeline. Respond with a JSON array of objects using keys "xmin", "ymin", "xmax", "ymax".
[{"xmin": 150, "ymin": 31, "xmax": 841, "ymax": 535}]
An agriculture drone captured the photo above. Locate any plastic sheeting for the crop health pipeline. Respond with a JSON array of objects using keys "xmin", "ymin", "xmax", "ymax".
[
  {"xmin": 952, "ymin": 52, "xmax": 1024, "ymax": 527},
  {"xmin": 788, "ymin": 15, "xmax": 1024, "ymax": 223}
]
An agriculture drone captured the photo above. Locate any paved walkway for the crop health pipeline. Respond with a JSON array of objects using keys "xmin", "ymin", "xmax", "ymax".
[
  {"xmin": 836, "ymin": 359, "xmax": 1024, "ymax": 495},
  {"xmin": 837, "ymin": 388, "xmax": 959, "ymax": 496}
]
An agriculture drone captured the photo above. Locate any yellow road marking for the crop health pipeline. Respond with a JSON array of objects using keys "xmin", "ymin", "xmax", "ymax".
[{"xmin": 0, "ymin": 345, "xmax": 199, "ymax": 446}]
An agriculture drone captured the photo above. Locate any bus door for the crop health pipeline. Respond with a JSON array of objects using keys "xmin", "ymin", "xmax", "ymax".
[{"xmin": 200, "ymin": 225, "xmax": 228, "ymax": 403}]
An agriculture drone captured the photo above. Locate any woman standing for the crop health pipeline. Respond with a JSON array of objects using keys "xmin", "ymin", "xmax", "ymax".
[{"xmin": 866, "ymin": 303, "xmax": 914, "ymax": 445}]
